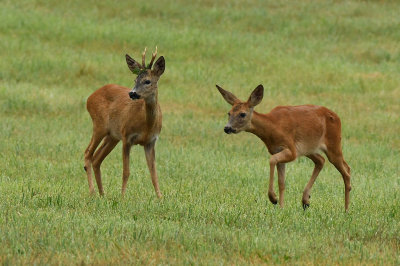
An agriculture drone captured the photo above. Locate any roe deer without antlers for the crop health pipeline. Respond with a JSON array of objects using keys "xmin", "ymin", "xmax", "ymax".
[
  {"xmin": 84, "ymin": 47, "xmax": 165, "ymax": 197},
  {"xmin": 216, "ymin": 84, "xmax": 351, "ymax": 211}
]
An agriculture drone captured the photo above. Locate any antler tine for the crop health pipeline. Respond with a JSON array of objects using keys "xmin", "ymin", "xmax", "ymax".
[
  {"xmin": 141, "ymin": 47, "xmax": 147, "ymax": 69},
  {"xmin": 148, "ymin": 46, "xmax": 158, "ymax": 69}
]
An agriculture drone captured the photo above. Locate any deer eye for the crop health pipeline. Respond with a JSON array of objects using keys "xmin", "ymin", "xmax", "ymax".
[
  {"xmin": 227, "ymin": 112, "xmax": 230, "ymax": 117},
  {"xmin": 240, "ymin": 113, "xmax": 246, "ymax": 118},
  {"xmin": 144, "ymin": 80, "xmax": 151, "ymax": 85}
]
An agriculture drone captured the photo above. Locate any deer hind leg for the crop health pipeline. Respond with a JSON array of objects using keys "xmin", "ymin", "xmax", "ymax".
[
  {"xmin": 92, "ymin": 135, "xmax": 119, "ymax": 196},
  {"xmin": 268, "ymin": 148, "xmax": 296, "ymax": 206},
  {"xmin": 121, "ymin": 141, "xmax": 132, "ymax": 196},
  {"xmin": 144, "ymin": 141, "xmax": 162, "ymax": 198},
  {"xmin": 302, "ymin": 153, "xmax": 325, "ymax": 210},
  {"xmin": 325, "ymin": 149, "xmax": 351, "ymax": 211},
  {"xmin": 343, "ymin": 160, "xmax": 351, "ymax": 175},
  {"xmin": 84, "ymin": 131, "xmax": 105, "ymax": 194}
]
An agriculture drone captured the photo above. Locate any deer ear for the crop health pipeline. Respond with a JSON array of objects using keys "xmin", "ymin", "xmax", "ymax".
[
  {"xmin": 125, "ymin": 54, "xmax": 142, "ymax": 74},
  {"xmin": 216, "ymin": 85, "xmax": 239, "ymax": 106},
  {"xmin": 152, "ymin": 56, "xmax": 165, "ymax": 76},
  {"xmin": 248, "ymin": 84, "xmax": 264, "ymax": 108}
]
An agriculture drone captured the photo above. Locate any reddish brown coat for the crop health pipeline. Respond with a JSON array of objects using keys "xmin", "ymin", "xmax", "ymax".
[
  {"xmin": 217, "ymin": 85, "xmax": 351, "ymax": 211},
  {"xmin": 84, "ymin": 48, "xmax": 165, "ymax": 197}
]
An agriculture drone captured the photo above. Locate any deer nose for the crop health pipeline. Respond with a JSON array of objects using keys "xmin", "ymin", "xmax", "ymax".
[
  {"xmin": 224, "ymin": 126, "xmax": 232, "ymax": 134},
  {"xmin": 129, "ymin": 91, "xmax": 140, "ymax": 100}
]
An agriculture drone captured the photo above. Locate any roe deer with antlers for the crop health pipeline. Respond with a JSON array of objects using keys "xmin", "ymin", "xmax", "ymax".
[
  {"xmin": 216, "ymin": 84, "xmax": 351, "ymax": 211},
  {"xmin": 84, "ymin": 47, "xmax": 165, "ymax": 197}
]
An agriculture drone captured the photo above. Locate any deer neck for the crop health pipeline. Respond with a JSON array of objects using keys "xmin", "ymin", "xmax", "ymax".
[
  {"xmin": 144, "ymin": 91, "xmax": 159, "ymax": 129},
  {"xmin": 247, "ymin": 111, "xmax": 275, "ymax": 143}
]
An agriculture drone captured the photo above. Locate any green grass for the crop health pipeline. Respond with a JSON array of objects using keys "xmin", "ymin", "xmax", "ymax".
[{"xmin": 1, "ymin": 0, "xmax": 400, "ymax": 264}]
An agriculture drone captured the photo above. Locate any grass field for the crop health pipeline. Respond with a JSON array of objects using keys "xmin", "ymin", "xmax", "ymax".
[{"xmin": 1, "ymin": 0, "xmax": 400, "ymax": 264}]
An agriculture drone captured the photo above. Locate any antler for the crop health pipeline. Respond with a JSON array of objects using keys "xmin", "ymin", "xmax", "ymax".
[
  {"xmin": 141, "ymin": 47, "xmax": 147, "ymax": 69},
  {"xmin": 148, "ymin": 46, "xmax": 158, "ymax": 69},
  {"xmin": 140, "ymin": 46, "xmax": 158, "ymax": 70}
]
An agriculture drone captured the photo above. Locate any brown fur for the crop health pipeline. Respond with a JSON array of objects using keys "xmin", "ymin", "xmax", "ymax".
[
  {"xmin": 217, "ymin": 84, "xmax": 351, "ymax": 211},
  {"xmin": 84, "ymin": 49, "xmax": 165, "ymax": 197}
]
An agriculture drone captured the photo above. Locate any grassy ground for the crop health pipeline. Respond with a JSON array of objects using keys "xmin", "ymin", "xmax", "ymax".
[{"xmin": 1, "ymin": 0, "xmax": 400, "ymax": 264}]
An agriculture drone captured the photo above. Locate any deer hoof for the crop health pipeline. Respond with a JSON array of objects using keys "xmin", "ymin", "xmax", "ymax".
[
  {"xmin": 270, "ymin": 198, "xmax": 278, "ymax": 205},
  {"xmin": 268, "ymin": 192, "xmax": 278, "ymax": 205},
  {"xmin": 303, "ymin": 203, "xmax": 310, "ymax": 210}
]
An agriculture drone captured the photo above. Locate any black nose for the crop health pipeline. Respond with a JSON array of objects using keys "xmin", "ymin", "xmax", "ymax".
[
  {"xmin": 224, "ymin": 127, "xmax": 232, "ymax": 134},
  {"xmin": 129, "ymin": 91, "xmax": 140, "ymax": 100}
]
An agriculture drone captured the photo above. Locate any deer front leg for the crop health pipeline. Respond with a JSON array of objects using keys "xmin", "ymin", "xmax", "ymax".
[
  {"xmin": 277, "ymin": 163, "xmax": 286, "ymax": 208},
  {"xmin": 144, "ymin": 141, "xmax": 162, "ymax": 198},
  {"xmin": 268, "ymin": 148, "xmax": 296, "ymax": 206},
  {"xmin": 121, "ymin": 141, "xmax": 131, "ymax": 196}
]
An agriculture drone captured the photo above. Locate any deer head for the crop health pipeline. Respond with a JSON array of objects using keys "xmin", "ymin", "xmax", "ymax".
[
  {"xmin": 125, "ymin": 47, "xmax": 165, "ymax": 101},
  {"xmin": 216, "ymin": 84, "xmax": 264, "ymax": 134}
]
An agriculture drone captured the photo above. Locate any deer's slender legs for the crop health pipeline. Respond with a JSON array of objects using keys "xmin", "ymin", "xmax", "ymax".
[
  {"xmin": 277, "ymin": 163, "xmax": 286, "ymax": 208},
  {"xmin": 343, "ymin": 160, "xmax": 351, "ymax": 176},
  {"xmin": 268, "ymin": 148, "xmax": 296, "ymax": 205},
  {"xmin": 92, "ymin": 136, "xmax": 119, "ymax": 196},
  {"xmin": 302, "ymin": 153, "xmax": 325, "ymax": 209},
  {"xmin": 84, "ymin": 131, "xmax": 105, "ymax": 194},
  {"xmin": 121, "ymin": 141, "xmax": 132, "ymax": 195},
  {"xmin": 325, "ymin": 150, "xmax": 351, "ymax": 211},
  {"xmin": 341, "ymin": 159, "xmax": 351, "ymax": 211},
  {"xmin": 144, "ymin": 141, "xmax": 162, "ymax": 198}
]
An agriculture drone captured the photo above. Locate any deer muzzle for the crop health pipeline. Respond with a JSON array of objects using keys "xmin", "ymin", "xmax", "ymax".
[
  {"xmin": 224, "ymin": 126, "xmax": 236, "ymax": 134},
  {"xmin": 129, "ymin": 91, "xmax": 141, "ymax": 100}
]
